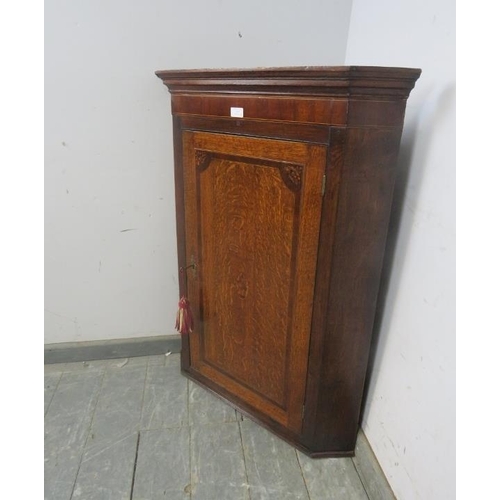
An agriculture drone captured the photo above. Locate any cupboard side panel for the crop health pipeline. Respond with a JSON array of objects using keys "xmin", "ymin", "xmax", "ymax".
[{"xmin": 310, "ymin": 126, "xmax": 404, "ymax": 452}]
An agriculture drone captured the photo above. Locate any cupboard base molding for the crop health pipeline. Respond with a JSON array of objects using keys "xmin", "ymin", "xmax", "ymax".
[{"xmin": 183, "ymin": 368, "xmax": 355, "ymax": 458}]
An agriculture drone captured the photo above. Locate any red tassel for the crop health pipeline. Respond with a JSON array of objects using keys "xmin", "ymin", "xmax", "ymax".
[{"xmin": 175, "ymin": 296, "xmax": 194, "ymax": 334}]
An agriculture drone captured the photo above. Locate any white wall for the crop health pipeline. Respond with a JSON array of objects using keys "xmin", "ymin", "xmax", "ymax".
[
  {"xmin": 45, "ymin": 0, "xmax": 353, "ymax": 343},
  {"xmin": 345, "ymin": 1, "xmax": 455, "ymax": 499},
  {"xmin": 45, "ymin": 3, "xmax": 455, "ymax": 496}
]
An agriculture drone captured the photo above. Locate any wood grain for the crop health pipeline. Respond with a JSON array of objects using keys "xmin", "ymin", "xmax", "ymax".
[
  {"xmin": 181, "ymin": 115, "xmax": 330, "ymax": 144},
  {"xmin": 184, "ymin": 131, "xmax": 325, "ymax": 433},
  {"xmin": 156, "ymin": 66, "xmax": 422, "ymax": 100},
  {"xmin": 199, "ymin": 156, "xmax": 295, "ymax": 406},
  {"xmin": 305, "ymin": 126, "xmax": 405, "ymax": 453},
  {"xmin": 172, "ymin": 94, "xmax": 348, "ymax": 125}
]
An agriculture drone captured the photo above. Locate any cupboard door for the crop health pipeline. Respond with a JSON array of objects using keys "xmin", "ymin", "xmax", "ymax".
[{"xmin": 182, "ymin": 131, "xmax": 326, "ymax": 432}]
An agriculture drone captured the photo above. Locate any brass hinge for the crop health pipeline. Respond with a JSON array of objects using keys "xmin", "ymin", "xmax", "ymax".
[{"xmin": 321, "ymin": 174, "xmax": 326, "ymax": 196}]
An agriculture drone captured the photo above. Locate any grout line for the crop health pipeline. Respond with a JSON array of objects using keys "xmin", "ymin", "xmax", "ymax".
[
  {"xmin": 187, "ymin": 381, "xmax": 192, "ymax": 500},
  {"xmin": 187, "ymin": 380, "xmax": 191, "ymax": 427},
  {"xmin": 294, "ymin": 449, "xmax": 312, "ymax": 500},
  {"xmin": 44, "ymin": 371, "xmax": 63, "ymax": 417},
  {"xmin": 68, "ymin": 369, "xmax": 106, "ymax": 500},
  {"xmin": 129, "ymin": 431, "xmax": 141, "ymax": 500},
  {"xmin": 237, "ymin": 420, "xmax": 252, "ymax": 500},
  {"xmin": 138, "ymin": 360, "xmax": 149, "ymax": 430},
  {"xmin": 351, "ymin": 457, "xmax": 371, "ymax": 500}
]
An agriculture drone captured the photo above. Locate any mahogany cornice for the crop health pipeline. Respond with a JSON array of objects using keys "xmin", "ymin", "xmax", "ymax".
[{"xmin": 155, "ymin": 66, "xmax": 421, "ymax": 99}]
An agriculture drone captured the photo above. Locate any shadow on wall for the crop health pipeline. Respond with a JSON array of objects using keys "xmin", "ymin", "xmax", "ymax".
[{"xmin": 359, "ymin": 82, "xmax": 456, "ymax": 420}]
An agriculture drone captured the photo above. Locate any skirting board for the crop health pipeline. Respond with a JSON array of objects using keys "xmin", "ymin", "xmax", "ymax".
[
  {"xmin": 44, "ymin": 335, "xmax": 181, "ymax": 364},
  {"xmin": 353, "ymin": 429, "xmax": 397, "ymax": 500}
]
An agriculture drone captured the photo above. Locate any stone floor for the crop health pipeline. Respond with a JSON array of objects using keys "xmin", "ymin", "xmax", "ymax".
[{"xmin": 44, "ymin": 354, "xmax": 392, "ymax": 500}]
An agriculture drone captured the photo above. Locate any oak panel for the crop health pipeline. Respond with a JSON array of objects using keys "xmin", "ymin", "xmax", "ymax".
[{"xmin": 183, "ymin": 131, "xmax": 325, "ymax": 432}]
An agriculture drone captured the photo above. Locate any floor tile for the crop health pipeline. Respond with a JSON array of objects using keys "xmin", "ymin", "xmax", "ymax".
[
  {"xmin": 240, "ymin": 419, "xmax": 309, "ymax": 500},
  {"xmin": 63, "ymin": 359, "xmax": 111, "ymax": 372},
  {"xmin": 72, "ymin": 432, "xmax": 139, "ymax": 500},
  {"xmin": 164, "ymin": 352, "xmax": 181, "ymax": 369},
  {"xmin": 132, "ymin": 428, "xmax": 190, "ymax": 500},
  {"xmin": 72, "ymin": 364, "xmax": 147, "ymax": 499},
  {"xmin": 297, "ymin": 452, "xmax": 369, "ymax": 500},
  {"xmin": 147, "ymin": 354, "xmax": 167, "ymax": 366},
  {"xmin": 44, "ymin": 370, "xmax": 102, "ymax": 500},
  {"xmin": 191, "ymin": 422, "xmax": 249, "ymax": 500},
  {"xmin": 108, "ymin": 356, "xmax": 150, "ymax": 369},
  {"xmin": 140, "ymin": 363, "xmax": 188, "ymax": 430},
  {"xmin": 44, "ymin": 372, "xmax": 62, "ymax": 415},
  {"xmin": 44, "ymin": 362, "xmax": 66, "ymax": 373},
  {"xmin": 189, "ymin": 380, "xmax": 237, "ymax": 426},
  {"xmin": 83, "ymin": 365, "xmax": 147, "ymax": 456}
]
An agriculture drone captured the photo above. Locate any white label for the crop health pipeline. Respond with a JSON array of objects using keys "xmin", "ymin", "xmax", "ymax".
[{"xmin": 230, "ymin": 107, "xmax": 244, "ymax": 118}]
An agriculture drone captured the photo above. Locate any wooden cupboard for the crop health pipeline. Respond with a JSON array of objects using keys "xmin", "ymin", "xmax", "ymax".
[{"xmin": 155, "ymin": 67, "xmax": 421, "ymax": 457}]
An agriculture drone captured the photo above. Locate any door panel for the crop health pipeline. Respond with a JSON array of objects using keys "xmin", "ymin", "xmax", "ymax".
[{"xmin": 183, "ymin": 131, "xmax": 326, "ymax": 432}]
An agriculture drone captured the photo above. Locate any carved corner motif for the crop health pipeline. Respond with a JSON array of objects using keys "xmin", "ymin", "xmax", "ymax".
[
  {"xmin": 195, "ymin": 150, "xmax": 212, "ymax": 171},
  {"xmin": 279, "ymin": 163, "xmax": 303, "ymax": 192}
]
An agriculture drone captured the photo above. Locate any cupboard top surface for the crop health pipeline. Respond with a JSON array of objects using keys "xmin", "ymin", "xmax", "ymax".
[{"xmin": 155, "ymin": 66, "xmax": 421, "ymax": 98}]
